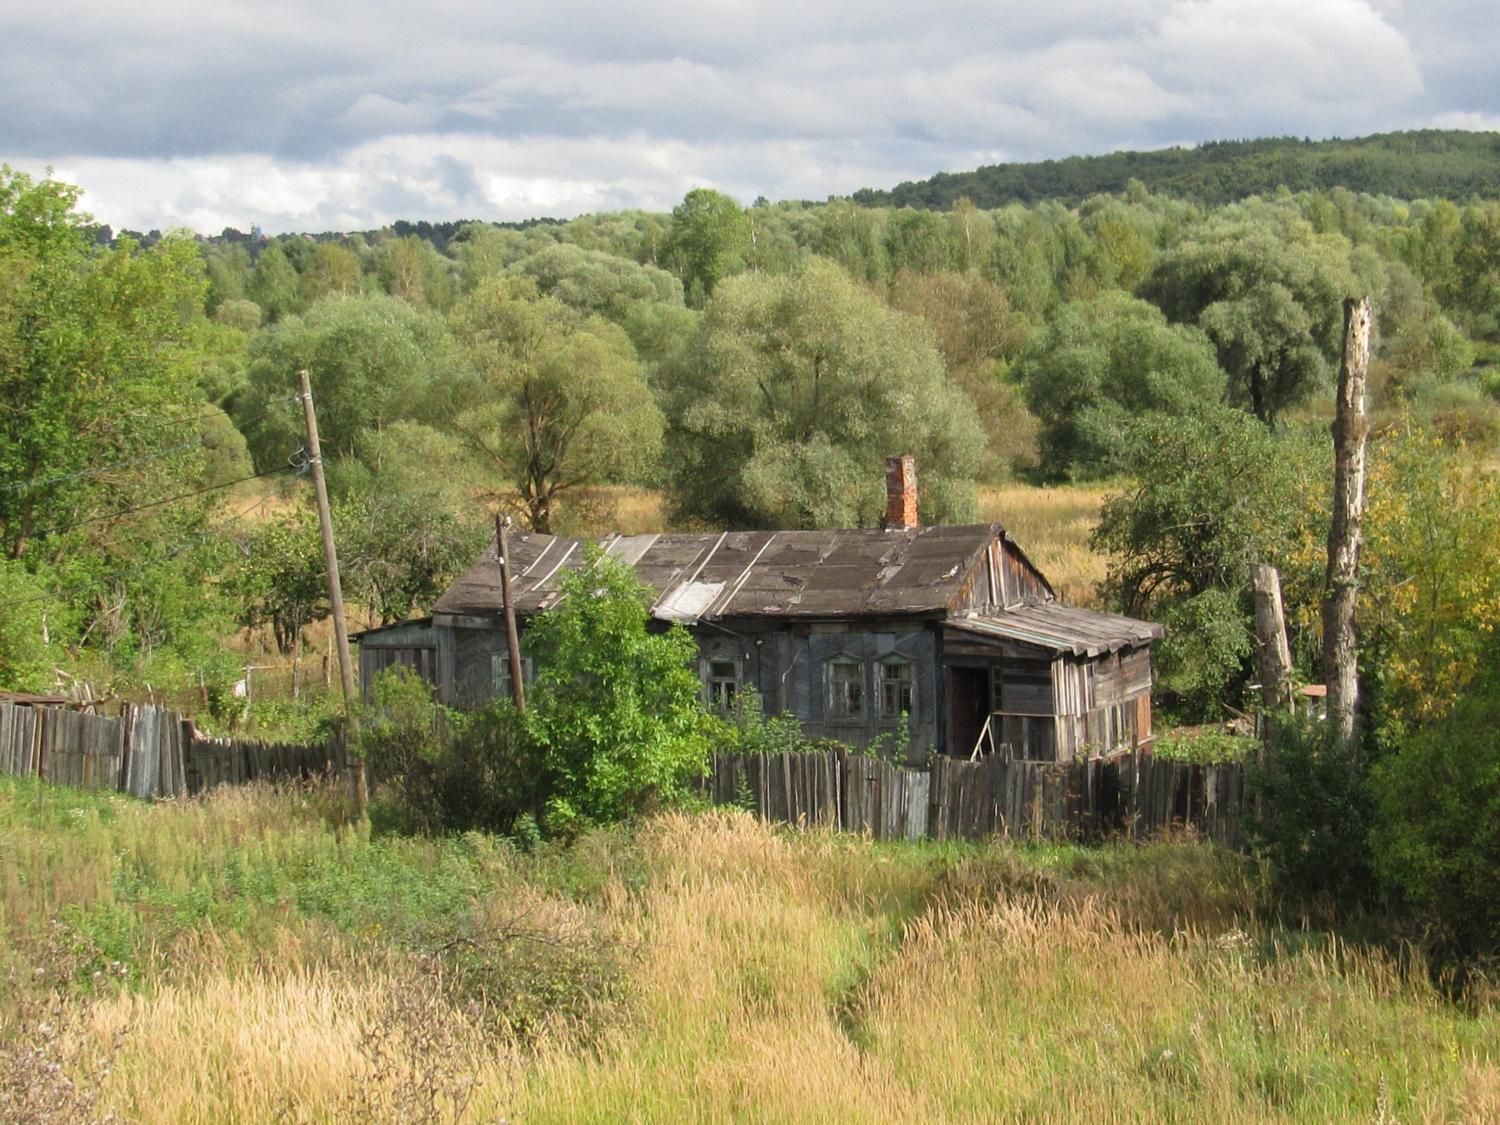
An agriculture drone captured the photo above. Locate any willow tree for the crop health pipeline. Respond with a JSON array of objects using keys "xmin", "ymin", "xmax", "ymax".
[
  {"xmin": 449, "ymin": 278, "xmax": 662, "ymax": 533},
  {"xmin": 1137, "ymin": 219, "xmax": 1378, "ymax": 425},
  {"xmin": 663, "ymin": 257, "xmax": 984, "ymax": 529}
]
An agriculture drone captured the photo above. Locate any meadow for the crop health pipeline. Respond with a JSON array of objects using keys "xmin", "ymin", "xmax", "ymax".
[{"xmin": 3, "ymin": 777, "xmax": 1499, "ymax": 1124}]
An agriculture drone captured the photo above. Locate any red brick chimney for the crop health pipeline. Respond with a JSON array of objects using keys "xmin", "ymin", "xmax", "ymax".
[{"xmin": 884, "ymin": 455, "xmax": 918, "ymax": 529}]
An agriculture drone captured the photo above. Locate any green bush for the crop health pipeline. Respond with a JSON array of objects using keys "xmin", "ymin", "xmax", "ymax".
[
  {"xmin": 1245, "ymin": 719, "xmax": 1375, "ymax": 914},
  {"xmin": 1370, "ymin": 662, "xmax": 1500, "ymax": 965},
  {"xmin": 362, "ymin": 668, "xmax": 546, "ymax": 837},
  {"xmin": 362, "ymin": 547, "xmax": 711, "ymax": 838},
  {"xmin": 524, "ymin": 547, "xmax": 711, "ymax": 832}
]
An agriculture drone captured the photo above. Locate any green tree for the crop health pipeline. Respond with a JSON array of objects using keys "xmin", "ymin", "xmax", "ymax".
[
  {"xmin": 448, "ymin": 278, "xmax": 663, "ymax": 533},
  {"xmin": 884, "ymin": 208, "xmax": 957, "ymax": 275},
  {"xmin": 240, "ymin": 294, "xmax": 456, "ymax": 468},
  {"xmin": 663, "ymin": 257, "xmax": 985, "ymax": 529},
  {"xmin": 226, "ymin": 509, "xmax": 329, "ymax": 655},
  {"xmin": 303, "ymin": 241, "xmax": 364, "ymax": 302},
  {"xmin": 1015, "ymin": 295, "xmax": 1226, "ymax": 479},
  {"xmin": 662, "ymin": 189, "xmax": 752, "ymax": 308},
  {"xmin": 510, "ymin": 242, "xmax": 684, "ymax": 320},
  {"xmin": 888, "ymin": 270, "xmax": 1034, "ymax": 478},
  {"xmin": 1137, "ymin": 220, "xmax": 1373, "ymax": 424},
  {"xmin": 248, "ymin": 242, "xmax": 304, "ymax": 323},
  {"xmin": 508, "ymin": 242, "xmax": 697, "ymax": 364},
  {"xmin": 0, "ymin": 559, "xmax": 56, "ymax": 691},
  {"xmin": 1093, "ymin": 409, "xmax": 1327, "ymax": 718},
  {"xmin": 334, "ymin": 423, "xmax": 489, "ymax": 625},
  {"xmin": 524, "ymin": 547, "xmax": 710, "ymax": 828},
  {"xmin": 814, "ymin": 202, "xmax": 890, "ymax": 286},
  {"xmin": 0, "ymin": 170, "xmax": 209, "ymax": 560}
]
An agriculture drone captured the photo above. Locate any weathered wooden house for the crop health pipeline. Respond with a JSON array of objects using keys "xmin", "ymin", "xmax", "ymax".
[{"xmin": 357, "ymin": 458, "xmax": 1162, "ymax": 764}]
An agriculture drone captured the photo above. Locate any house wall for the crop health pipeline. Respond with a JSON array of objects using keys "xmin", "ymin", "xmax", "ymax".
[
  {"xmin": 360, "ymin": 611, "xmax": 1151, "ymax": 766},
  {"xmin": 715, "ymin": 620, "xmax": 938, "ymax": 765},
  {"xmin": 363, "ymin": 614, "xmax": 943, "ymax": 766},
  {"xmin": 358, "ymin": 621, "xmax": 438, "ymax": 697}
]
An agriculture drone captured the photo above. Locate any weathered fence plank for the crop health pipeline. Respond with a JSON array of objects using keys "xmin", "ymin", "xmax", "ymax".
[{"xmin": 706, "ymin": 750, "xmax": 1252, "ymax": 846}]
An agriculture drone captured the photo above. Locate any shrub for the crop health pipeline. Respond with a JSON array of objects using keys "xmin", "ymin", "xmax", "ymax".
[
  {"xmin": 362, "ymin": 669, "xmax": 546, "ymax": 836},
  {"xmin": 1370, "ymin": 662, "xmax": 1500, "ymax": 966},
  {"xmin": 1244, "ymin": 719, "xmax": 1375, "ymax": 914},
  {"xmin": 524, "ymin": 547, "xmax": 710, "ymax": 832}
]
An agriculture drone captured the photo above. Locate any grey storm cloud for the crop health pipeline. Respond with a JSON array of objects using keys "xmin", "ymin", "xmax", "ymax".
[{"xmin": 0, "ymin": 0, "xmax": 1492, "ymax": 231}]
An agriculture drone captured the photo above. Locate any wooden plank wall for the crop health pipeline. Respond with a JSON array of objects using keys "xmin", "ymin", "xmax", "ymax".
[
  {"xmin": 0, "ymin": 700, "xmax": 332, "ymax": 799},
  {"xmin": 705, "ymin": 751, "xmax": 1250, "ymax": 845}
]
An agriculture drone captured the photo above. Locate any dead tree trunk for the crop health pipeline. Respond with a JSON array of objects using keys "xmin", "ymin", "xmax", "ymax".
[
  {"xmin": 1322, "ymin": 297, "xmax": 1371, "ymax": 756},
  {"xmin": 1251, "ymin": 562, "xmax": 1293, "ymax": 713}
]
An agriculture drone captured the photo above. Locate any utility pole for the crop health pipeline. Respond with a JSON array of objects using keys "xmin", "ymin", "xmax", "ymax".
[
  {"xmin": 496, "ymin": 512, "xmax": 525, "ymax": 712},
  {"xmin": 298, "ymin": 369, "xmax": 366, "ymax": 814},
  {"xmin": 1323, "ymin": 297, "xmax": 1371, "ymax": 757}
]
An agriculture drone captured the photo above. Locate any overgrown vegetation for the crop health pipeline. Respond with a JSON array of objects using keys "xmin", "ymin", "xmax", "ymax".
[{"xmin": 7, "ymin": 783, "xmax": 1500, "ymax": 1124}]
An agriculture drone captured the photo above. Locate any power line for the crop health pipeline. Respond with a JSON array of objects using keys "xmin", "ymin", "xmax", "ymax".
[
  {"xmin": 0, "ymin": 397, "xmax": 295, "ymax": 494},
  {"xmin": 28, "ymin": 464, "xmax": 295, "ymax": 540},
  {"xmin": 0, "ymin": 465, "xmax": 309, "ymax": 610}
]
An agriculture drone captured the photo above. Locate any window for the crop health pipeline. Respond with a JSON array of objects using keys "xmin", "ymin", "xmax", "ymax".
[
  {"xmin": 707, "ymin": 660, "xmax": 739, "ymax": 710},
  {"xmin": 880, "ymin": 661, "xmax": 913, "ymax": 717},
  {"xmin": 490, "ymin": 653, "xmax": 532, "ymax": 701},
  {"xmin": 828, "ymin": 660, "xmax": 864, "ymax": 718}
]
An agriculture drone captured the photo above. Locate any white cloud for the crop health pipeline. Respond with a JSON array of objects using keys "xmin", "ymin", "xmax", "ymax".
[{"xmin": 0, "ymin": 0, "xmax": 1476, "ymax": 232}]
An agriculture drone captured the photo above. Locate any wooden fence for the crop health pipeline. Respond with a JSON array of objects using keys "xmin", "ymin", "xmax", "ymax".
[
  {"xmin": 705, "ymin": 750, "xmax": 1251, "ymax": 845},
  {"xmin": 0, "ymin": 700, "xmax": 334, "ymax": 798}
]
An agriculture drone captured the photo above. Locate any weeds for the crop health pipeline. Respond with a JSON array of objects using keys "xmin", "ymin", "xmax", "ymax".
[{"xmin": 4, "ymin": 781, "xmax": 1500, "ymax": 1122}]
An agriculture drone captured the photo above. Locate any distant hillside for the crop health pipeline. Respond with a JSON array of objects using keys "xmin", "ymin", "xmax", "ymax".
[{"xmin": 853, "ymin": 130, "xmax": 1500, "ymax": 210}]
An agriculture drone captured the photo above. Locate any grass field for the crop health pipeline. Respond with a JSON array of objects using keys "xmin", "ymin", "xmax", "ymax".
[{"xmin": 3, "ymin": 778, "xmax": 1499, "ymax": 1124}]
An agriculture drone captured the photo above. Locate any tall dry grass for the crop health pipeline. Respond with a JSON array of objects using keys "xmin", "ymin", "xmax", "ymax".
[
  {"xmin": 980, "ymin": 483, "xmax": 1111, "ymax": 606},
  {"xmin": 5, "ymin": 786, "xmax": 1499, "ymax": 1124}
]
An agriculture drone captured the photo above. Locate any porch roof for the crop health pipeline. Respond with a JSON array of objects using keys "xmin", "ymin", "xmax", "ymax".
[{"xmin": 949, "ymin": 605, "xmax": 1163, "ymax": 658}]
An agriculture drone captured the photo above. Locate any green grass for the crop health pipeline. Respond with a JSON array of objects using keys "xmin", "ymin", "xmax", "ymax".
[{"xmin": 2, "ymin": 778, "xmax": 1498, "ymax": 1124}]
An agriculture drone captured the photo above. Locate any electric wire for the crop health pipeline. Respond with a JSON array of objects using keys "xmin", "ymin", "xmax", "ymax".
[
  {"xmin": 0, "ymin": 463, "xmax": 309, "ymax": 610},
  {"xmin": 27, "ymin": 465, "xmax": 292, "ymax": 540}
]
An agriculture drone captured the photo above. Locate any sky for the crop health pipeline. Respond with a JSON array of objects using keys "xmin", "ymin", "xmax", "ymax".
[{"xmin": 2, "ymin": 0, "xmax": 1497, "ymax": 235}]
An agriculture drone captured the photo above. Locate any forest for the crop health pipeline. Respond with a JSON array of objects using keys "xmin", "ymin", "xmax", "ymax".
[
  {"xmin": 3, "ymin": 148, "xmax": 1500, "ymax": 930},
  {"xmin": 857, "ymin": 128, "xmax": 1500, "ymax": 209}
]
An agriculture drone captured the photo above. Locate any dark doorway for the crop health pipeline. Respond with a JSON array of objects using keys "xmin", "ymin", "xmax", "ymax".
[{"xmin": 949, "ymin": 666, "xmax": 991, "ymax": 758}]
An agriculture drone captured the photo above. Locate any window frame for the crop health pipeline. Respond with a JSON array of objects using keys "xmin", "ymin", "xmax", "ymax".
[
  {"xmin": 490, "ymin": 652, "xmax": 533, "ymax": 701},
  {"xmin": 705, "ymin": 657, "xmax": 740, "ymax": 711},
  {"xmin": 878, "ymin": 657, "xmax": 915, "ymax": 719},
  {"xmin": 826, "ymin": 657, "xmax": 866, "ymax": 719}
]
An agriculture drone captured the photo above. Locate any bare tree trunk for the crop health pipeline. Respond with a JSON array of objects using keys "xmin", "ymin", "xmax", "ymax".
[
  {"xmin": 1323, "ymin": 297, "xmax": 1371, "ymax": 756},
  {"xmin": 1251, "ymin": 562, "xmax": 1293, "ymax": 713}
]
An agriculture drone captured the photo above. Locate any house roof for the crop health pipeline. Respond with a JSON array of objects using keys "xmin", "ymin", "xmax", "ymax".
[
  {"xmin": 433, "ymin": 524, "xmax": 1015, "ymax": 621},
  {"xmin": 948, "ymin": 605, "xmax": 1163, "ymax": 657}
]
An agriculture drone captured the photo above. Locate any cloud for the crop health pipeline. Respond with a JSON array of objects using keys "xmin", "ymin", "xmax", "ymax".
[{"xmin": 0, "ymin": 0, "xmax": 1472, "ymax": 232}]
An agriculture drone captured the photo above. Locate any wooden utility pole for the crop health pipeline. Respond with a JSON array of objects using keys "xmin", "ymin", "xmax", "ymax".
[
  {"xmin": 1323, "ymin": 298, "xmax": 1371, "ymax": 756},
  {"xmin": 1251, "ymin": 563, "xmax": 1294, "ymax": 714},
  {"xmin": 496, "ymin": 513, "xmax": 525, "ymax": 712},
  {"xmin": 298, "ymin": 369, "xmax": 366, "ymax": 813}
]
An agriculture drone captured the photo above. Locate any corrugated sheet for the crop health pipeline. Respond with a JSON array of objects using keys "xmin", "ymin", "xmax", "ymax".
[
  {"xmin": 433, "ymin": 525, "xmax": 1011, "ymax": 621},
  {"xmin": 949, "ymin": 605, "xmax": 1163, "ymax": 657}
]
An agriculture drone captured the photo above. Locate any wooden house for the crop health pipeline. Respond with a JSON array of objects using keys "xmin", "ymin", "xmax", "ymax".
[{"xmin": 357, "ymin": 459, "xmax": 1162, "ymax": 763}]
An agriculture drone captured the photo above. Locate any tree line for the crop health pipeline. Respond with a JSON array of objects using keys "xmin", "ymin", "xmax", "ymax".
[{"xmin": 856, "ymin": 129, "xmax": 1500, "ymax": 210}]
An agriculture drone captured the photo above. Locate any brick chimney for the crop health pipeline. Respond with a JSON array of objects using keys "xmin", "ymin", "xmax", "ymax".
[{"xmin": 883, "ymin": 455, "xmax": 919, "ymax": 529}]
